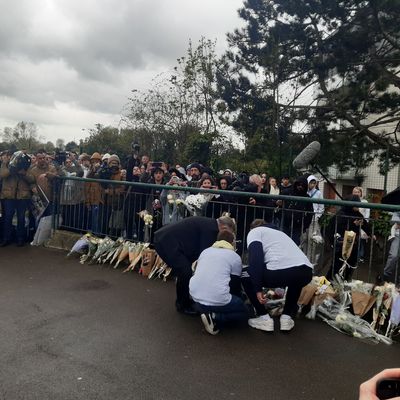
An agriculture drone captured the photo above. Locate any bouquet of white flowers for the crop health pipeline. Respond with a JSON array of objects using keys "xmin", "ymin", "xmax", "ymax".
[{"xmin": 184, "ymin": 193, "xmax": 208, "ymax": 216}]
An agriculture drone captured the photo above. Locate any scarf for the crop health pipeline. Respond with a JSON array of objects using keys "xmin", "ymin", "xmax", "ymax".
[{"xmin": 211, "ymin": 240, "xmax": 234, "ymax": 251}]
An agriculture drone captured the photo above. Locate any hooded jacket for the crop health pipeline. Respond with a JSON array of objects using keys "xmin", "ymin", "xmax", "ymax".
[
  {"xmin": 307, "ymin": 175, "xmax": 324, "ymax": 219},
  {"xmin": 282, "ymin": 175, "xmax": 314, "ymax": 232}
]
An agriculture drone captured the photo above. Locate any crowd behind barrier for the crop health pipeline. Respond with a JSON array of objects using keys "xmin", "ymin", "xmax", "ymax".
[{"xmin": 1, "ymin": 148, "xmax": 400, "ymax": 285}]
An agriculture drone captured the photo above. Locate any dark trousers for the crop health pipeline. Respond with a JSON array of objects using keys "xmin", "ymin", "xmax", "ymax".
[
  {"xmin": 154, "ymin": 242, "xmax": 193, "ymax": 309},
  {"xmin": 194, "ymin": 295, "xmax": 249, "ymax": 327},
  {"xmin": 2, "ymin": 199, "xmax": 30, "ymax": 243},
  {"xmin": 242, "ymin": 265, "xmax": 312, "ymax": 318}
]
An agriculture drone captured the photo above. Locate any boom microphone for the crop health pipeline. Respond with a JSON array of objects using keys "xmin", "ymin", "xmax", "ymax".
[{"xmin": 292, "ymin": 141, "xmax": 321, "ymax": 170}]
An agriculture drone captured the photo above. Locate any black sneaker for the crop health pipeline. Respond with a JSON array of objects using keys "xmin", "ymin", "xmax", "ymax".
[{"xmin": 200, "ymin": 313, "xmax": 219, "ymax": 335}]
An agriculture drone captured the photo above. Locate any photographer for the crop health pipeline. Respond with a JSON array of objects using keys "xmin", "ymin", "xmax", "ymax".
[
  {"xmin": 30, "ymin": 150, "xmax": 59, "ymax": 217},
  {"xmin": 0, "ymin": 150, "xmax": 35, "ymax": 247}
]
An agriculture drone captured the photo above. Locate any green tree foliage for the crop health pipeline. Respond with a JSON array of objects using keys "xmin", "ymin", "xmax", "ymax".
[
  {"xmin": 2, "ymin": 121, "xmax": 42, "ymax": 152},
  {"xmin": 123, "ymin": 38, "xmax": 228, "ymax": 166},
  {"xmin": 218, "ymin": 0, "xmax": 400, "ymax": 172},
  {"xmin": 65, "ymin": 141, "xmax": 79, "ymax": 152}
]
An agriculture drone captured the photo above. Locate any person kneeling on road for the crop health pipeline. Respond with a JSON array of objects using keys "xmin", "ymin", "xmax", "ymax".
[
  {"xmin": 243, "ymin": 219, "xmax": 313, "ymax": 332},
  {"xmin": 154, "ymin": 215, "xmax": 236, "ymax": 315},
  {"xmin": 189, "ymin": 230, "xmax": 248, "ymax": 335}
]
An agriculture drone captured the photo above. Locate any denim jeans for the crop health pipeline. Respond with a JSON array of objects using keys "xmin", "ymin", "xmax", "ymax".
[
  {"xmin": 2, "ymin": 199, "xmax": 30, "ymax": 242},
  {"xmin": 194, "ymin": 295, "xmax": 249, "ymax": 327}
]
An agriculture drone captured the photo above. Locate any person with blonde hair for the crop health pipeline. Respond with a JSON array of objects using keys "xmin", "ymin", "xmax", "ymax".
[{"xmin": 189, "ymin": 230, "xmax": 248, "ymax": 335}]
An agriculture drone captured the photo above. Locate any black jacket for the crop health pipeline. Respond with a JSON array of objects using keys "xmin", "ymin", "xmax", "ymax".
[{"xmin": 154, "ymin": 217, "xmax": 219, "ymax": 264}]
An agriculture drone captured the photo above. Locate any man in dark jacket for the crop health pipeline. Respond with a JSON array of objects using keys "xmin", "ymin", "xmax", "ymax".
[
  {"xmin": 282, "ymin": 175, "xmax": 314, "ymax": 245},
  {"xmin": 154, "ymin": 216, "xmax": 236, "ymax": 314}
]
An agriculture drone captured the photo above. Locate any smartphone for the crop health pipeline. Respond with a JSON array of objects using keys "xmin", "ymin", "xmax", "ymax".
[{"xmin": 376, "ymin": 378, "xmax": 400, "ymax": 399}]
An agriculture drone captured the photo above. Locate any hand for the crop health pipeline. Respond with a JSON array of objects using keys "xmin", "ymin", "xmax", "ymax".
[
  {"xmin": 31, "ymin": 187, "xmax": 38, "ymax": 195},
  {"xmin": 276, "ymin": 200, "xmax": 283, "ymax": 206},
  {"xmin": 359, "ymin": 368, "xmax": 400, "ymax": 399},
  {"xmin": 256, "ymin": 292, "xmax": 267, "ymax": 304},
  {"xmin": 249, "ymin": 197, "xmax": 256, "ymax": 205}
]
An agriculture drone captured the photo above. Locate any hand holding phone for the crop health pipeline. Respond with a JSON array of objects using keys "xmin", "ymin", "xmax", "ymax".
[{"xmin": 359, "ymin": 369, "xmax": 400, "ymax": 400}]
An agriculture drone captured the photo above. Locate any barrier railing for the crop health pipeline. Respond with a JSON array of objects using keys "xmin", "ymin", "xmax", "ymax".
[{"xmin": 51, "ymin": 176, "xmax": 400, "ymax": 284}]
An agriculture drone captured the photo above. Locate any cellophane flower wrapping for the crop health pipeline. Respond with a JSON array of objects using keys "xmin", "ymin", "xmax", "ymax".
[
  {"xmin": 317, "ymin": 297, "xmax": 392, "ymax": 345},
  {"xmin": 184, "ymin": 194, "xmax": 208, "ymax": 216}
]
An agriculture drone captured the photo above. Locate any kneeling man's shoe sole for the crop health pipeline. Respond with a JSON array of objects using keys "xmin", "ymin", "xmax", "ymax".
[
  {"xmin": 248, "ymin": 316, "xmax": 274, "ymax": 332},
  {"xmin": 201, "ymin": 313, "xmax": 219, "ymax": 335}
]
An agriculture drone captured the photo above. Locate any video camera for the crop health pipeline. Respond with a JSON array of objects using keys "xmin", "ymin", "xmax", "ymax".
[
  {"xmin": 8, "ymin": 151, "xmax": 31, "ymax": 174},
  {"xmin": 54, "ymin": 149, "xmax": 68, "ymax": 166},
  {"xmin": 131, "ymin": 141, "xmax": 140, "ymax": 155}
]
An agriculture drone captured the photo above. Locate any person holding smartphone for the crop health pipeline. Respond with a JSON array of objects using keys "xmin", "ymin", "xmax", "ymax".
[{"xmin": 359, "ymin": 368, "xmax": 400, "ymax": 399}]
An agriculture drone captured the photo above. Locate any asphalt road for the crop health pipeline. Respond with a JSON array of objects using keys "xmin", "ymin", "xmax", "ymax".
[{"xmin": 0, "ymin": 246, "xmax": 399, "ymax": 400}]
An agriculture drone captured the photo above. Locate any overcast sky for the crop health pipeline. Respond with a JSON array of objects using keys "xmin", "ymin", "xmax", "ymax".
[{"xmin": 0, "ymin": 0, "xmax": 244, "ymax": 143}]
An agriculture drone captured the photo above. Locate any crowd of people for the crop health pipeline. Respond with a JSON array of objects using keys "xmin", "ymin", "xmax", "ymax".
[
  {"xmin": 1, "ymin": 146, "xmax": 396, "ymax": 285},
  {"xmin": 1, "ymin": 147, "xmax": 399, "ymax": 339}
]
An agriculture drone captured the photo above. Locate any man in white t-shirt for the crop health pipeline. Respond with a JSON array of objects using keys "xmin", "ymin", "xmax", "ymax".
[
  {"xmin": 244, "ymin": 219, "xmax": 313, "ymax": 332},
  {"xmin": 189, "ymin": 230, "xmax": 248, "ymax": 335}
]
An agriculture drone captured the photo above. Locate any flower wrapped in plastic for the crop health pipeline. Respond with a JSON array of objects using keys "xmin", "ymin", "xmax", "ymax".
[
  {"xmin": 386, "ymin": 290, "xmax": 400, "ymax": 338},
  {"xmin": 317, "ymin": 297, "xmax": 392, "ymax": 345},
  {"xmin": 79, "ymin": 236, "xmax": 101, "ymax": 264},
  {"xmin": 184, "ymin": 193, "xmax": 209, "ymax": 216},
  {"xmin": 91, "ymin": 237, "xmax": 115, "ymax": 264},
  {"xmin": 138, "ymin": 210, "xmax": 154, "ymax": 243},
  {"xmin": 371, "ymin": 283, "xmax": 395, "ymax": 332},
  {"xmin": 68, "ymin": 234, "xmax": 91, "ymax": 257}
]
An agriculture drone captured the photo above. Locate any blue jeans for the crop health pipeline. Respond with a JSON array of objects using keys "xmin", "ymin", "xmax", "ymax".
[
  {"xmin": 3, "ymin": 199, "xmax": 30, "ymax": 242},
  {"xmin": 194, "ymin": 295, "xmax": 249, "ymax": 327}
]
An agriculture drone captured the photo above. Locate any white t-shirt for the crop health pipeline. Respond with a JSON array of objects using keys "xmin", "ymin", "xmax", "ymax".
[
  {"xmin": 189, "ymin": 247, "xmax": 242, "ymax": 306},
  {"xmin": 247, "ymin": 227, "xmax": 313, "ymax": 271}
]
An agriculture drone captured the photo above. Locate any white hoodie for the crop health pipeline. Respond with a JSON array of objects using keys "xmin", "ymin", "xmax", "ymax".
[{"xmin": 307, "ymin": 175, "xmax": 324, "ymax": 219}]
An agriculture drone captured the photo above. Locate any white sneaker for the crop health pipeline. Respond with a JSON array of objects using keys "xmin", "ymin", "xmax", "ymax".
[
  {"xmin": 280, "ymin": 315, "xmax": 295, "ymax": 331},
  {"xmin": 200, "ymin": 313, "xmax": 219, "ymax": 335},
  {"xmin": 248, "ymin": 315, "xmax": 274, "ymax": 332}
]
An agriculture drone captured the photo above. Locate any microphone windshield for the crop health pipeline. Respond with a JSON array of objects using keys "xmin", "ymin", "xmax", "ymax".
[{"xmin": 292, "ymin": 141, "xmax": 321, "ymax": 170}]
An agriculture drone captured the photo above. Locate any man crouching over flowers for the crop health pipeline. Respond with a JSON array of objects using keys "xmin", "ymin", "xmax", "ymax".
[
  {"xmin": 189, "ymin": 230, "xmax": 248, "ymax": 335},
  {"xmin": 154, "ymin": 215, "xmax": 236, "ymax": 315}
]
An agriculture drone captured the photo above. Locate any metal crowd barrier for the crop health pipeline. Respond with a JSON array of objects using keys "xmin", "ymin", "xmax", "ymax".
[{"xmin": 51, "ymin": 176, "xmax": 400, "ymax": 284}]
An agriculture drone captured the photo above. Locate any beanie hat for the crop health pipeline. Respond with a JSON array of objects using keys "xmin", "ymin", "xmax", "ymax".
[
  {"xmin": 108, "ymin": 154, "xmax": 120, "ymax": 165},
  {"xmin": 102, "ymin": 153, "xmax": 111, "ymax": 161},
  {"xmin": 190, "ymin": 163, "xmax": 202, "ymax": 172},
  {"xmin": 91, "ymin": 152, "xmax": 102, "ymax": 161},
  {"xmin": 79, "ymin": 153, "xmax": 90, "ymax": 161}
]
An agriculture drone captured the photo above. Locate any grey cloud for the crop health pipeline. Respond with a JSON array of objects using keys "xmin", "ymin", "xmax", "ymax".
[{"xmin": 0, "ymin": 0, "xmax": 243, "ymax": 129}]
